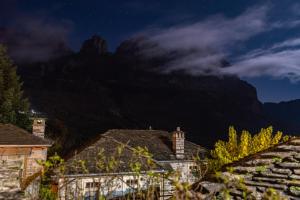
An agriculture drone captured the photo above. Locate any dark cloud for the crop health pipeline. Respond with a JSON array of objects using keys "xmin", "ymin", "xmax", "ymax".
[
  {"xmin": 137, "ymin": 5, "xmax": 269, "ymax": 75},
  {"xmin": 137, "ymin": 4, "xmax": 300, "ymax": 81},
  {"xmin": 225, "ymin": 38, "xmax": 300, "ymax": 82},
  {"xmin": 0, "ymin": 15, "xmax": 72, "ymax": 63}
]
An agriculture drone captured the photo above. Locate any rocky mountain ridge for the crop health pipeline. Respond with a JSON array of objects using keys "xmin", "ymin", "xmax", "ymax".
[{"xmin": 17, "ymin": 35, "xmax": 271, "ymax": 154}]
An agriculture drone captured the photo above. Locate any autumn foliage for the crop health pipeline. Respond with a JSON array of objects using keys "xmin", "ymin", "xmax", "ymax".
[{"xmin": 210, "ymin": 126, "xmax": 288, "ymax": 171}]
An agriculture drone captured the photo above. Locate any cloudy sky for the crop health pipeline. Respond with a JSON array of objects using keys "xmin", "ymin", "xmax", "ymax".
[{"xmin": 1, "ymin": 0, "xmax": 300, "ymax": 102}]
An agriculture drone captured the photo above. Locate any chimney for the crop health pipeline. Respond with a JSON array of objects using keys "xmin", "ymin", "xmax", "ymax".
[
  {"xmin": 32, "ymin": 118, "xmax": 46, "ymax": 139},
  {"xmin": 172, "ymin": 127, "xmax": 185, "ymax": 159}
]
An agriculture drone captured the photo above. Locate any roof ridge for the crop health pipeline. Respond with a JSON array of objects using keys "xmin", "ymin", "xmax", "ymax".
[{"xmin": 108, "ymin": 129, "xmax": 169, "ymax": 132}]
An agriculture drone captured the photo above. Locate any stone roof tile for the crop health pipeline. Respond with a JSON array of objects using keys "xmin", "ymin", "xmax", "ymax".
[
  {"xmin": 64, "ymin": 129, "xmax": 207, "ymax": 175},
  {"xmin": 198, "ymin": 137, "xmax": 300, "ymax": 199},
  {"xmin": 0, "ymin": 123, "xmax": 51, "ymax": 146}
]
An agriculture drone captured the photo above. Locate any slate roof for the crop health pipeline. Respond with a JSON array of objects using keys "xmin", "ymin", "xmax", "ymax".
[
  {"xmin": 0, "ymin": 123, "xmax": 51, "ymax": 146},
  {"xmin": 64, "ymin": 129, "xmax": 206, "ymax": 175},
  {"xmin": 198, "ymin": 137, "xmax": 300, "ymax": 199},
  {"xmin": 103, "ymin": 129, "xmax": 206, "ymax": 161}
]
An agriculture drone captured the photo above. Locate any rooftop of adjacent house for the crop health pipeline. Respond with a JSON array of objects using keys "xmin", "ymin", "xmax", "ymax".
[
  {"xmin": 197, "ymin": 137, "xmax": 300, "ymax": 199},
  {"xmin": 102, "ymin": 129, "xmax": 206, "ymax": 161},
  {"xmin": 0, "ymin": 123, "xmax": 51, "ymax": 146},
  {"xmin": 64, "ymin": 129, "xmax": 207, "ymax": 175}
]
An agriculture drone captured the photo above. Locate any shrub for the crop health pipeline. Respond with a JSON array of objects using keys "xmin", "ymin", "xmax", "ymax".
[{"xmin": 210, "ymin": 126, "xmax": 286, "ymax": 171}]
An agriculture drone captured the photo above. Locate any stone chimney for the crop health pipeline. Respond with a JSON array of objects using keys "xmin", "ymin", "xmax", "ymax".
[
  {"xmin": 32, "ymin": 118, "xmax": 46, "ymax": 139},
  {"xmin": 172, "ymin": 127, "xmax": 185, "ymax": 159}
]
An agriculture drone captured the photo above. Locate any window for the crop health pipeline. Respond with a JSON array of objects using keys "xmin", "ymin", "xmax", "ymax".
[
  {"xmin": 126, "ymin": 179, "xmax": 138, "ymax": 186},
  {"xmin": 189, "ymin": 165, "xmax": 198, "ymax": 172},
  {"xmin": 85, "ymin": 182, "xmax": 100, "ymax": 188}
]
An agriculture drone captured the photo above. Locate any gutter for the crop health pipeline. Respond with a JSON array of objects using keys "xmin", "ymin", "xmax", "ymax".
[{"xmin": 52, "ymin": 170, "xmax": 167, "ymax": 178}]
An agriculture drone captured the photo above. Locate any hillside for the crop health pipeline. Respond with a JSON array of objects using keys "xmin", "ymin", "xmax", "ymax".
[
  {"xmin": 264, "ymin": 99, "xmax": 300, "ymax": 134},
  {"xmin": 17, "ymin": 35, "xmax": 271, "ymax": 154}
]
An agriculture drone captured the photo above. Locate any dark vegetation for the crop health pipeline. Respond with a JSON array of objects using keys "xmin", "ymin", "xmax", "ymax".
[{"xmin": 0, "ymin": 45, "xmax": 31, "ymax": 130}]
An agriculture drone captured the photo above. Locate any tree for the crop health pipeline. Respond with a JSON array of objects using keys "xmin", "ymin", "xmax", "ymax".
[
  {"xmin": 0, "ymin": 44, "xmax": 31, "ymax": 130},
  {"xmin": 210, "ymin": 126, "xmax": 286, "ymax": 171}
]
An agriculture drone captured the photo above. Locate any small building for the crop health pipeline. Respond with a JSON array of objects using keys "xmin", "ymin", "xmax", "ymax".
[
  {"xmin": 57, "ymin": 128, "xmax": 207, "ymax": 200},
  {"xmin": 0, "ymin": 119, "xmax": 51, "ymax": 199},
  {"xmin": 198, "ymin": 137, "xmax": 300, "ymax": 199}
]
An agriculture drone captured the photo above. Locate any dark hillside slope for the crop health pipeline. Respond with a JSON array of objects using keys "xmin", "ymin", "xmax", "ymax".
[
  {"xmin": 18, "ymin": 36, "xmax": 270, "ymax": 153},
  {"xmin": 264, "ymin": 100, "xmax": 300, "ymax": 134}
]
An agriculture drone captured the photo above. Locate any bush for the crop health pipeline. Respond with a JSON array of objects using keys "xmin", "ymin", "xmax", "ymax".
[{"xmin": 210, "ymin": 126, "xmax": 287, "ymax": 171}]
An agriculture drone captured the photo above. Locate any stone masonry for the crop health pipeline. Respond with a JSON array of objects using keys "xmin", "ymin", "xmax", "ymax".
[
  {"xmin": 0, "ymin": 155, "xmax": 28, "ymax": 200},
  {"xmin": 199, "ymin": 138, "xmax": 300, "ymax": 199},
  {"xmin": 0, "ymin": 121, "xmax": 51, "ymax": 200}
]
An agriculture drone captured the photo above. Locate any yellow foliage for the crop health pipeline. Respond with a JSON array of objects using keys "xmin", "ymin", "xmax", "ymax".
[{"xmin": 210, "ymin": 126, "xmax": 286, "ymax": 170}]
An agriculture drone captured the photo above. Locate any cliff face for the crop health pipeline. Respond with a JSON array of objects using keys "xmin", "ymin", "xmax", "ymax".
[{"xmin": 18, "ymin": 36, "xmax": 270, "ymax": 152}]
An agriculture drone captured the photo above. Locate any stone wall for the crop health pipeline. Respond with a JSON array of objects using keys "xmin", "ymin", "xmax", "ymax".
[
  {"xmin": 199, "ymin": 138, "xmax": 300, "ymax": 199},
  {"xmin": 24, "ymin": 177, "xmax": 40, "ymax": 200},
  {"xmin": 26, "ymin": 147, "xmax": 47, "ymax": 177},
  {"xmin": 0, "ymin": 155, "xmax": 28, "ymax": 200},
  {"xmin": 0, "ymin": 147, "xmax": 47, "ymax": 200}
]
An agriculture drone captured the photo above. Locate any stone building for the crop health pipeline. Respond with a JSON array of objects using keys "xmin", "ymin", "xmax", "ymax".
[
  {"xmin": 56, "ymin": 128, "xmax": 207, "ymax": 200},
  {"xmin": 198, "ymin": 137, "xmax": 300, "ymax": 199},
  {"xmin": 0, "ymin": 119, "xmax": 51, "ymax": 200}
]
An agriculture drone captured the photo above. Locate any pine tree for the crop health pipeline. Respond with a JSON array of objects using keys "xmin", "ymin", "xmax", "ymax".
[{"xmin": 0, "ymin": 44, "xmax": 31, "ymax": 130}]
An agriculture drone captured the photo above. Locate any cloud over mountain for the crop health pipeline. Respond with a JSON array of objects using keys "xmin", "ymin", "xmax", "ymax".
[
  {"xmin": 137, "ymin": 4, "xmax": 300, "ymax": 81},
  {"xmin": 225, "ymin": 38, "xmax": 300, "ymax": 82}
]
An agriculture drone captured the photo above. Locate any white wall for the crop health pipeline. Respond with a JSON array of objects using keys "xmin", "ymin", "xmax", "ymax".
[
  {"xmin": 58, "ymin": 173, "xmax": 165, "ymax": 200},
  {"xmin": 167, "ymin": 161, "xmax": 199, "ymax": 182},
  {"xmin": 157, "ymin": 160, "xmax": 199, "ymax": 198},
  {"xmin": 57, "ymin": 160, "xmax": 201, "ymax": 199}
]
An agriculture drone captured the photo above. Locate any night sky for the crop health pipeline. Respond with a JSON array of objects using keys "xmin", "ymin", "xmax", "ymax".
[{"xmin": 1, "ymin": 0, "xmax": 300, "ymax": 102}]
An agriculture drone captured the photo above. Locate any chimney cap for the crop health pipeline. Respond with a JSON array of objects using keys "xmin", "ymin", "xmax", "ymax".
[
  {"xmin": 31, "ymin": 116, "xmax": 46, "ymax": 119},
  {"xmin": 32, "ymin": 118, "xmax": 46, "ymax": 124}
]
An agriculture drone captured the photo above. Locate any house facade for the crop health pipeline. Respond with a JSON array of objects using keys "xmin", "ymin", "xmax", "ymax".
[
  {"xmin": 56, "ymin": 127, "xmax": 207, "ymax": 200},
  {"xmin": 0, "ymin": 118, "xmax": 51, "ymax": 200}
]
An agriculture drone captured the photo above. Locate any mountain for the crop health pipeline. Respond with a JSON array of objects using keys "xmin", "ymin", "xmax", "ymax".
[
  {"xmin": 264, "ymin": 100, "xmax": 300, "ymax": 134},
  {"xmin": 17, "ymin": 35, "xmax": 270, "ymax": 154}
]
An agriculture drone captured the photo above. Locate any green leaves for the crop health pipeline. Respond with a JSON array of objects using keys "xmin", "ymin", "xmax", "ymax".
[
  {"xmin": 39, "ymin": 153, "xmax": 65, "ymax": 175},
  {"xmin": 39, "ymin": 185, "xmax": 57, "ymax": 200}
]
